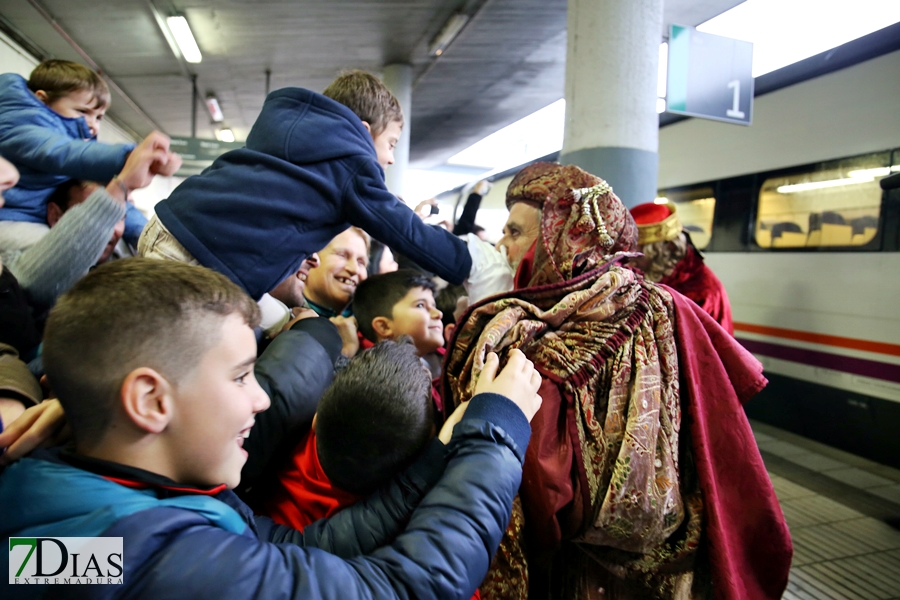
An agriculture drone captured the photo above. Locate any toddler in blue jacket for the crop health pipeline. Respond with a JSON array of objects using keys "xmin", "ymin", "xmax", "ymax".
[
  {"xmin": 0, "ymin": 60, "xmax": 179, "ymax": 253},
  {"xmin": 0, "ymin": 258, "xmax": 542, "ymax": 599}
]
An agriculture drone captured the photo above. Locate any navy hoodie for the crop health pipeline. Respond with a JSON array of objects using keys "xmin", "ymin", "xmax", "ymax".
[{"xmin": 155, "ymin": 88, "xmax": 472, "ymax": 300}]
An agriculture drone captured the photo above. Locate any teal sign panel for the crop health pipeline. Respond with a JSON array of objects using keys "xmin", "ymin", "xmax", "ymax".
[{"xmin": 667, "ymin": 25, "xmax": 753, "ymax": 126}]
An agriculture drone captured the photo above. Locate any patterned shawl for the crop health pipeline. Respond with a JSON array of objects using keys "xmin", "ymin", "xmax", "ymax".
[{"xmin": 444, "ymin": 163, "xmax": 705, "ymax": 599}]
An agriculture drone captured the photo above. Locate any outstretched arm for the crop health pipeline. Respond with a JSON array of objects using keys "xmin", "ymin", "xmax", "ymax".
[
  {"xmin": 0, "ymin": 122, "xmax": 132, "ymax": 182},
  {"xmin": 343, "ymin": 161, "xmax": 472, "ymax": 285}
]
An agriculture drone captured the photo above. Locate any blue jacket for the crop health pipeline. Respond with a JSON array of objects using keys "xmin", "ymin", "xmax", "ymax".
[
  {"xmin": 154, "ymin": 88, "xmax": 472, "ymax": 301},
  {"xmin": 0, "ymin": 393, "xmax": 529, "ymax": 599},
  {"xmin": 0, "ymin": 73, "xmax": 134, "ymax": 225}
]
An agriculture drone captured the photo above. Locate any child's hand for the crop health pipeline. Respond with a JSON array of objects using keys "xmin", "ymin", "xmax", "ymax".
[
  {"xmin": 0, "ymin": 155, "xmax": 19, "ymax": 204},
  {"xmin": 474, "ymin": 350, "xmax": 542, "ymax": 422},
  {"xmin": 112, "ymin": 131, "xmax": 174, "ymax": 195},
  {"xmin": 330, "ymin": 315, "xmax": 360, "ymax": 358},
  {"xmin": 438, "ymin": 401, "xmax": 469, "ymax": 444},
  {"xmin": 0, "ymin": 400, "xmax": 70, "ymax": 466},
  {"xmin": 152, "ymin": 151, "xmax": 182, "ymax": 177}
]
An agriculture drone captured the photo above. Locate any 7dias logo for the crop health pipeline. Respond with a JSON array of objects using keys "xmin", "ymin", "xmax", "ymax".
[{"xmin": 9, "ymin": 537, "xmax": 123, "ymax": 585}]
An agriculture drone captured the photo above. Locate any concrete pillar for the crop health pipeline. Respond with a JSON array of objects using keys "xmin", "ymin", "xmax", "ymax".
[
  {"xmin": 560, "ymin": 0, "xmax": 663, "ymax": 208},
  {"xmin": 382, "ymin": 63, "xmax": 412, "ymax": 199}
]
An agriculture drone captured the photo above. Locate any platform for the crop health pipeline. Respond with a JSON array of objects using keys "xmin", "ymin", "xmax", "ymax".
[{"xmin": 752, "ymin": 421, "xmax": 900, "ymax": 599}]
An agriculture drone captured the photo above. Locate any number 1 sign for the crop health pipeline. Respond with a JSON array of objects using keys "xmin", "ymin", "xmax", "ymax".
[{"xmin": 666, "ymin": 25, "xmax": 754, "ymax": 126}]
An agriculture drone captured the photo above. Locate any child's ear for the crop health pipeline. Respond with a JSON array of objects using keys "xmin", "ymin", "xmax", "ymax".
[
  {"xmin": 46, "ymin": 202, "xmax": 63, "ymax": 228},
  {"xmin": 371, "ymin": 316, "xmax": 393, "ymax": 340},
  {"xmin": 34, "ymin": 90, "xmax": 50, "ymax": 104},
  {"xmin": 360, "ymin": 121, "xmax": 372, "ymax": 134},
  {"xmin": 120, "ymin": 367, "xmax": 174, "ymax": 434}
]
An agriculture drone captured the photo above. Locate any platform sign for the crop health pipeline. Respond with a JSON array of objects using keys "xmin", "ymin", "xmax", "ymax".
[
  {"xmin": 666, "ymin": 25, "xmax": 753, "ymax": 126},
  {"xmin": 168, "ymin": 136, "xmax": 244, "ymax": 177}
]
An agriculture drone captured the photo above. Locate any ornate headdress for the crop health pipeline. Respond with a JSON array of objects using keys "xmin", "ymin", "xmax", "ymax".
[
  {"xmin": 505, "ymin": 162, "xmax": 638, "ymax": 286},
  {"xmin": 631, "ymin": 201, "xmax": 681, "ymax": 245}
]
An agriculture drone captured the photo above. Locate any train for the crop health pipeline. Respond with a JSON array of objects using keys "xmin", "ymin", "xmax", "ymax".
[{"xmin": 439, "ymin": 27, "xmax": 900, "ymax": 468}]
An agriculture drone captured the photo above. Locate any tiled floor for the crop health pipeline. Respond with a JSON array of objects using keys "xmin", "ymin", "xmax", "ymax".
[{"xmin": 751, "ymin": 422, "xmax": 900, "ymax": 599}]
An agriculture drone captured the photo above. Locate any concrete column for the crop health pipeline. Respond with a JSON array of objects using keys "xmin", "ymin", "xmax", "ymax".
[
  {"xmin": 382, "ymin": 63, "xmax": 412, "ymax": 199},
  {"xmin": 560, "ymin": 0, "xmax": 663, "ymax": 208}
]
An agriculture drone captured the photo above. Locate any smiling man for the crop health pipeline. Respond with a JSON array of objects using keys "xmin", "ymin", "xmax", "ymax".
[{"xmin": 303, "ymin": 228, "xmax": 370, "ymax": 318}]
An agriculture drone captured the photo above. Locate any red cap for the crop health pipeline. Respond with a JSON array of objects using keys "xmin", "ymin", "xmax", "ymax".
[
  {"xmin": 630, "ymin": 202, "xmax": 673, "ymax": 225},
  {"xmin": 630, "ymin": 202, "xmax": 681, "ymax": 244}
]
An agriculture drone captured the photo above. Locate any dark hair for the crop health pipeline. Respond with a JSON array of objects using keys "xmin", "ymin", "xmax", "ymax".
[
  {"xmin": 353, "ymin": 269, "xmax": 437, "ymax": 342},
  {"xmin": 322, "ymin": 70, "xmax": 403, "ymax": 136},
  {"xmin": 28, "ymin": 59, "xmax": 110, "ymax": 109},
  {"xmin": 316, "ymin": 339, "xmax": 433, "ymax": 494},
  {"xmin": 47, "ymin": 180, "xmax": 85, "ymax": 212},
  {"xmin": 367, "ymin": 239, "xmax": 388, "ymax": 276},
  {"xmin": 435, "ymin": 283, "xmax": 466, "ymax": 328},
  {"xmin": 43, "ymin": 259, "xmax": 261, "ymax": 446}
]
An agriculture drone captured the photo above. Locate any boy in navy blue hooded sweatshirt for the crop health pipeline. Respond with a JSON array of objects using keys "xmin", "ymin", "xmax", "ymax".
[
  {"xmin": 142, "ymin": 71, "xmax": 482, "ymax": 325},
  {"xmin": 0, "ymin": 258, "xmax": 541, "ymax": 599}
]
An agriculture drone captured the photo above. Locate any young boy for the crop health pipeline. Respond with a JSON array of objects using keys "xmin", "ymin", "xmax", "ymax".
[
  {"xmin": 353, "ymin": 269, "xmax": 445, "ymax": 375},
  {"xmin": 140, "ymin": 70, "xmax": 475, "ymax": 311},
  {"xmin": 262, "ymin": 338, "xmax": 437, "ymax": 529},
  {"xmin": 0, "ymin": 60, "xmax": 179, "ymax": 251},
  {"xmin": 0, "ymin": 258, "xmax": 542, "ymax": 599}
]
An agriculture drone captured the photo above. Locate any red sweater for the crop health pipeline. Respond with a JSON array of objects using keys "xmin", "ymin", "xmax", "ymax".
[{"xmin": 263, "ymin": 428, "xmax": 361, "ymax": 531}]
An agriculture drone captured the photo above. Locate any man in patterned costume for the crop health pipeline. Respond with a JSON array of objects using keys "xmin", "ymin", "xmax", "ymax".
[
  {"xmin": 629, "ymin": 201, "xmax": 733, "ymax": 334},
  {"xmin": 443, "ymin": 163, "xmax": 791, "ymax": 599}
]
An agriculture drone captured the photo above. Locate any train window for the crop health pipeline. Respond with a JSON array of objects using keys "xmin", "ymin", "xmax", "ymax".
[
  {"xmin": 655, "ymin": 187, "xmax": 716, "ymax": 249},
  {"xmin": 755, "ymin": 152, "xmax": 895, "ymax": 248}
]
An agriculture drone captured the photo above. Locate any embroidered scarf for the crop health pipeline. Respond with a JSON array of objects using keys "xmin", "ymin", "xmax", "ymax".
[{"xmin": 444, "ymin": 163, "xmax": 705, "ymax": 598}]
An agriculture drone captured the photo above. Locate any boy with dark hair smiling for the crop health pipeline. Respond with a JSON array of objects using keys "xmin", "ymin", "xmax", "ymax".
[
  {"xmin": 353, "ymin": 269, "xmax": 445, "ymax": 358},
  {"xmin": 0, "ymin": 258, "xmax": 542, "ymax": 600}
]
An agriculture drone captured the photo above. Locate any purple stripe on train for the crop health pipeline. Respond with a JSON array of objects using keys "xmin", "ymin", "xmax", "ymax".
[{"xmin": 736, "ymin": 338, "xmax": 900, "ymax": 385}]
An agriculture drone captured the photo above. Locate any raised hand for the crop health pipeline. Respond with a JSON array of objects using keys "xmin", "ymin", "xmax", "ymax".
[{"xmin": 474, "ymin": 350, "xmax": 542, "ymax": 422}]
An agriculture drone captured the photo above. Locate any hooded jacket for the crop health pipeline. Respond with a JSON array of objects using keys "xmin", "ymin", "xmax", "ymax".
[
  {"xmin": 154, "ymin": 87, "xmax": 472, "ymax": 301},
  {"xmin": 0, "ymin": 393, "xmax": 530, "ymax": 600},
  {"xmin": 0, "ymin": 73, "xmax": 133, "ymax": 224}
]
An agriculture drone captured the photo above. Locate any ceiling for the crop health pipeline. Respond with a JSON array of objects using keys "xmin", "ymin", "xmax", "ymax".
[{"xmin": 0, "ymin": 0, "xmax": 744, "ymax": 169}]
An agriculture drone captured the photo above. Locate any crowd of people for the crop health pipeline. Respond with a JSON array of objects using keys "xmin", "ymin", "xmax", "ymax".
[{"xmin": 0, "ymin": 59, "xmax": 791, "ymax": 600}]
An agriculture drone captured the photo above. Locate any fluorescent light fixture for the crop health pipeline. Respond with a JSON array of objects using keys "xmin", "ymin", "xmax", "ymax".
[
  {"xmin": 166, "ymin": 15, "xmax": 202, "ymax": 63},
  {"xmin": 216, "ymin": 128, "xmax": 235, "ymax": 143},
  {"xmin": 847, "ymin": 165, "xmax": 900, "ymax": 178},
  {"xmin": 776, "ymin": 177, "xmax": 874, "ymax": 194},
  {"xmin": 654, "ymin": 197, "xmax": 669, "ymax": 204},
  {"xmin": 429, "ymin": 13, "xmax": 469, "ymax": 57},
  {"xmin": 778, "ymin": 164, "xmax": 900, "ymax": 192},
  {"xmin": 205, "ymin": 96, "xmax": 224, "ymax": 122}
]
